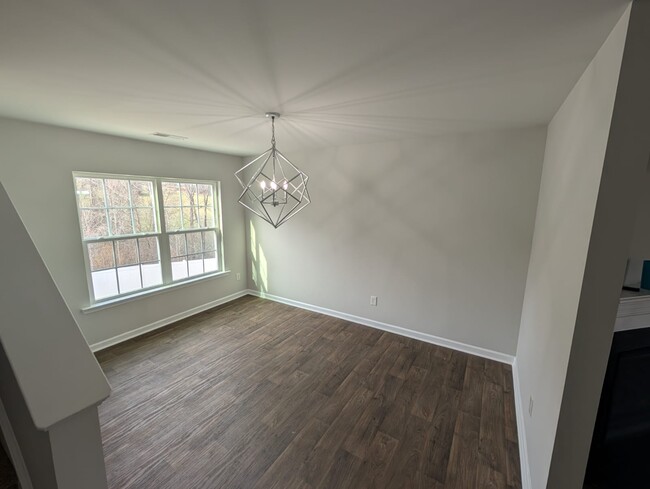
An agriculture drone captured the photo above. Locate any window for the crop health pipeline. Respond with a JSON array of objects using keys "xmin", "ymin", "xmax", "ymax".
[
  {"xmin": 74, "ymin": 173, "xmax": 223, "ymax": 304},
  {"xmin": 161, "ymin": 181, "xmax": 219, "ymax": 281}
]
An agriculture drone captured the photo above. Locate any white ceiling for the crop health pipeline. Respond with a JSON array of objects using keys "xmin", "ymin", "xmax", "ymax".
[{"xmin": 0, "ymin": 0, "xmax": 630, "ymax": 156}]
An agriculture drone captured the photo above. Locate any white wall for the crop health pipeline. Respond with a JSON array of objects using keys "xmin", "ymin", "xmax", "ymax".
[
  {"xmin": 0, "ymin": 117, "xmax": 248, "ymax": 347},
  {"xmin": 247, "ymin": 126, "xmax": 546, "ymax": 356},
  {"xmin": 514, "ymin": 7, "xmax": 630, "ymax": 489}
]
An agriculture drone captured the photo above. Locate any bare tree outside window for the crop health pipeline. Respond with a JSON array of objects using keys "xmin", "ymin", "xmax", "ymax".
[{"xmin": 161, "ymin": 180, "xmax": 218, "ymax": 281}]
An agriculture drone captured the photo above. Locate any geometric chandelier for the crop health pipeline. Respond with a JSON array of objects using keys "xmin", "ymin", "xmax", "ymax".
[{"xmin": 235, "ymin": 112, "xmax": 311, "ymax": 228}]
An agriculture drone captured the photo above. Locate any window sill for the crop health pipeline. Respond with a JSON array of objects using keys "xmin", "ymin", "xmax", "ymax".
[{"xmin": 81, "ymin": 270, "xmax": 231, "ymax": 313}]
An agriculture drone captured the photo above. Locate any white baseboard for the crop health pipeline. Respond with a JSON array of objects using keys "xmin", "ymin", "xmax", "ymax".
[
  {"xmin": 0, "ymin": 397, "xmax": 33, "ymax": 489},
  {"xmin": 89, "ymin": 290, "xmax": 249, "ymax": 352},
  {"xmin": 511, "ymin": 358, "xmax": 532, "ymax": 489},
  {"xmin": 246, "ymin": 289, "xmax": 515, "ymax": 365}
]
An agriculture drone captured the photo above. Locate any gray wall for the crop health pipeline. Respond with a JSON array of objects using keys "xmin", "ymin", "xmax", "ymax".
[
  {"xmin": 0, "ymin": 182, "xmax": 110, "ymax": 429},
  {"xmin": 0, "ymin": 118, "xmax": 248, "ymax": 347},
  {"xmin": 49, "ymin": 406, "xmax": 108, "ymax": 489},
  {"xmin": 1, "ymin": 181, "xmax": 110, "ymax": 488},
  {"xmin": 0, "ymin": 344, "xmax": 55, "ymax": 489},
  {"xmin": 546, "ymin": 2, "xmax": 650, "ymax": 487},
  {"xmin": 627, "ymin": 165, "xmax": 650, "ymax": 265},
  {"xmin": 621, "ymin": 164, "xmax": 650, "ymax": 289},
  {"xmin": 1, "ymin": 346, "xmax": 109, "ymax": 489},
  {"xmin": 247, "ymin": 126, "xmax": 547, "ymax": 355},
  {"xmin": 514, "ymin": 7, "xmax": 630, "ymax": 489}
]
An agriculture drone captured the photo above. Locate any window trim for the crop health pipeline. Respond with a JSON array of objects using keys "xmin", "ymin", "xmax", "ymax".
[
  {"xmin": 73, "ymin": 172, "xmax": 226, "ymax": 307},
  {"xmin": 80, "ymin": 270, "xmax": 231, "ymax": 313}
]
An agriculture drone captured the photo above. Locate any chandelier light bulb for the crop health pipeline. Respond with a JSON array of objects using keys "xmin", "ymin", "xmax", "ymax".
[
  {"xmin": 260, "ymin": 181, "xmax": 266, "ymax": 189},
  {"xmin": 270, "ymin": 181, "xmax": 278, "ymax": 190}
]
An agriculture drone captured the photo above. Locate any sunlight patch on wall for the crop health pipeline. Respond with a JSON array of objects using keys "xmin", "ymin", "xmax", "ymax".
[
  {"xmin": 250, "ymin": 220, "xmax": 257, "ymax": 261},
  {"xmin": 258, "ymin": 244, "xmax": 268, "ymax": 293}
]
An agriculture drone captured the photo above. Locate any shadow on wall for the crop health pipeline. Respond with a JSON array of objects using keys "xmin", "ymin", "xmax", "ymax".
[{"xmin": 249, "ymin": 219, "xmax": 268, "ymax": 294}]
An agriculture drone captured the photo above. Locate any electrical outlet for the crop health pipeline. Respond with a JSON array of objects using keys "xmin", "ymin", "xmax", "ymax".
[
  {"xmin": 529, "ymin": 396, "xmax": 534, "ymax": 417},
  {"xmin": 236, "ymin": 273, "xmax": 241, "ymax": 281},
  {"xmin": 370, "ymin": 296, "xmax": 378, "ymax": 306}
]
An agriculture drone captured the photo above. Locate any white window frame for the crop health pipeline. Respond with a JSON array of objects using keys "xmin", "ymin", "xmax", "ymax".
[
  {"xmin": 158, "ymin": 177, "xmax": 225, "ymax": 283},
  {"xmin": 73, "ymin": 171, "xmax": 226, "ymax": 307}
]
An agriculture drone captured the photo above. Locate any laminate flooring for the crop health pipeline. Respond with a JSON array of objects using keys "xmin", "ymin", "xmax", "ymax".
[{"xmin": 97, "ymin": 295, "xmax": 521, "ymax": 489}]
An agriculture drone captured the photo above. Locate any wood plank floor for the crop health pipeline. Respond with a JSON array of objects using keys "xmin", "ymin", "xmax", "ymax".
[{"xmin": 97, "ymin": 295, "xmax": 521, "ymax": 489}]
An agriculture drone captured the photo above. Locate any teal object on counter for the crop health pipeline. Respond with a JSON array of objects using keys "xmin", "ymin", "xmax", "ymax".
[{"xmin": 642, "ymin": 261, "xmax": 650, "ymax": 290}]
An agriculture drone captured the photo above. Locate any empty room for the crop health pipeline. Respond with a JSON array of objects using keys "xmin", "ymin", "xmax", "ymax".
[{"xmin": 0, "ymin": 1, "xmax": 648, "ymax": 489}]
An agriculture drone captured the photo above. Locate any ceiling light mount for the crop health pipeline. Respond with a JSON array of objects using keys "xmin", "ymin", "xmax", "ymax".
[{"xmin": 235, "ymin": 113, "xmax": 311, "ymax": 228}]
